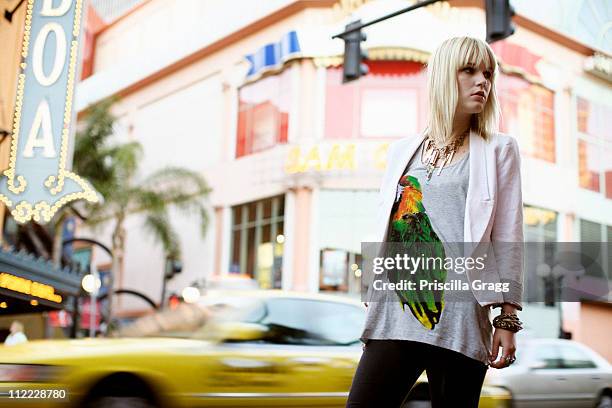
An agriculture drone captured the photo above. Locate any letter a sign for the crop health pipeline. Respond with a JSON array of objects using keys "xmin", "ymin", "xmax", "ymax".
[{"xmin": 0, "ymin": 0, "xmax": 99, "ymax": 224}]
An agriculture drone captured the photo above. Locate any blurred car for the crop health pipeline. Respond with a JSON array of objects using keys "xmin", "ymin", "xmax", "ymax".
[
  {"xmin": 486, "ymin": 338, "xmax": 612, "ymax": 408},
  {"xmin": 203, "ymin": 275, "xmax": 259, "ymax": 291},
  {"xmin": 0, "ymin": 290, "xmax": 510, "ymax": 408}
]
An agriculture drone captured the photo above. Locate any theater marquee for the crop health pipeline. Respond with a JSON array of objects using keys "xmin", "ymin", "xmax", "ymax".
[{"xmin": 0, "ymin": 0, "xmax": 98, "ymax": 224}]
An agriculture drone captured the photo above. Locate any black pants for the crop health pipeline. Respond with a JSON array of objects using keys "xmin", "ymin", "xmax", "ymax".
[{"xmin": 346, "ymin": 340, "xmax": 488, "ymax": 408}]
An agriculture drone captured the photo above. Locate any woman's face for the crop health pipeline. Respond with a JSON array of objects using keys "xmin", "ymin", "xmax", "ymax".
[{"xmin": 456, "ymin": 62, "xmax": 492, "ymax": 115}]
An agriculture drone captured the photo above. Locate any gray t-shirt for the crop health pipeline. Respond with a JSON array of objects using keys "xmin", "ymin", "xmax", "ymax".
[{"xmin": 361, "ymin": 139, "xmax": 492, "ymax": 364}]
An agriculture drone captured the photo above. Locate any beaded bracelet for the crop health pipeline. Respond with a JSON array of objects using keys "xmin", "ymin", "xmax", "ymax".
[{"xmin": 493, "ymin": 312, "xmax": 523, "ymax": 333}]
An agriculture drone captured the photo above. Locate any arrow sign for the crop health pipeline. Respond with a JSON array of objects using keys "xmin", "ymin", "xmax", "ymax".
[{"xmin": 0, "ymin": 0, "xmax": 99, "ymax": 224}]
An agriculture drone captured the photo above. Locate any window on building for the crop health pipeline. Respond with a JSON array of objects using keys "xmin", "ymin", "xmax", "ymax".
[
  {"xmin": 230, "ymin": 195, "xmax": 284, "ymax": 288},
  {"xmin": 319, "ymin": 248, "xmax": 362, "ymax": 293},
  {"xmin": 523, "ymin": 205, "xmax": 558, "ymax": 304},
  {"xmin": 498, "ymin": 74, "xmax": 556, "ymax": 162},
  {"xmin": 325, "ymin": 61, "xmax": 427, "ymax": 139},
  {"xmin": 524, "ymin": 205, "xmax": 558, "ymax": 242},
  {"xmin": 236, "ymin": 68, "xmax": 292, "ymax": 157},
  {"xmin": 579, "ymin": 219, "xmax": 610, "ymax": 280},
  {"xmin": 317, "ymin": 190, "xmax": 379, "ymax": 294},
  {"xmin": 576, "ymin": 97, "xmax": 612, "ymax": 198},
  {"xmin": 580, "ymin": 219, "xmax": 602, "ymax": 242}
]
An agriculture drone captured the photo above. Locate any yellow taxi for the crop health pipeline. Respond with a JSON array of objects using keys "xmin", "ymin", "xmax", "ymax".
[{"xmin": 0, "ymin": 290, "xmax": 511, "ymax": 407}]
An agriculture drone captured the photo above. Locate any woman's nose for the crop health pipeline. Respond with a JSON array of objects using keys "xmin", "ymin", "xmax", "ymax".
[{"xmin": 475, "ymin": 72, "xmax": 487, "ymax": 86}]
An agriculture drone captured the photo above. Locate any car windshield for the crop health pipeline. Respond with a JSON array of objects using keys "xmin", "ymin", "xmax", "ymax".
[{"xmin": 117, "ymin": 295, "xmax": 366, "ymax": 346}]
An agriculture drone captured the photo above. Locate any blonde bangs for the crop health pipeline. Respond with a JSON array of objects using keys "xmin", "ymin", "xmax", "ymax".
[
  {"xmin": 458, "ymin": 38, "xmax": 497, "ymax": 76},
  {"xmin": 425, "ymin": 37, "xmax": 500, "ymax": 145}
]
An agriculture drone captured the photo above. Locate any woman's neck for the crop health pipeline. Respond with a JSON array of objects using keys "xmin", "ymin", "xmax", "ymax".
[{"xmin": 451, "ymin": 113, "xmax": 472, "ymax": 140}]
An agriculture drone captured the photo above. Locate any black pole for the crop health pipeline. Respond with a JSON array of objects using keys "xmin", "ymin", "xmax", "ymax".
[
  {"xmin": 3, "ymin": 0, "xmax": 26, "ymax": 23},
  {"xmin": 63, "ymin": 238, "xmax": 113, "ymax": 258},
  {"xmin": 556, "ymin": 275, "xmax": 572, "ymax": 339},
  {"xmin": 97, "ymin": 289, "xmax": 158, "ymax": 310},
  {"xmin": 332, "ymin": 0, "xmax": 442, "ymax": 39},
  {"xmin": 70, "ymin": 295, "xmax": 80, "ymax": 338},
  {"xmin": 160, "ymin": 258, "xmax": 169, "ymax": 309}
]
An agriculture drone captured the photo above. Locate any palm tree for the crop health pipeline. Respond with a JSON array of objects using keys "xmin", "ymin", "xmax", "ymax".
[
  {"xmin": 55, "ymin": 100, "xmax": 211, "ymax": 325},
  {"xmin": 52, "ymin": 98, "xmax": 121, "ymax": 266}
]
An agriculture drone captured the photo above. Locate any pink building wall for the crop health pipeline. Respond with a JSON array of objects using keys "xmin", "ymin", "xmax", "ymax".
[{"xmin": 575, "ymin": 301, "xmax": 612, "ymax": 362}]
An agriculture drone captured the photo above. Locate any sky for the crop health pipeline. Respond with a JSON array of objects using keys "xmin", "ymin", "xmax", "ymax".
[{"xmin": 512, "ymin": 0, "xmax": 610, "ymax": 53}]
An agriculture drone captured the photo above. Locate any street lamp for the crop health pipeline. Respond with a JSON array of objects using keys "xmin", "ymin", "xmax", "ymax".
[
  {"xmin": 81, "ymin": 268, "xmax": 101, "ymax": 338},
  {"xmin": 81, "ymin": 273, "xmax": 101, "ymax": 294},
  {"xmin": 181, "ymin": 286, "xmax": 200, "ymax": 304},
  {"xmin": 63, "ymin": 237, "xmax": 113, "ymax": 336},
  {"xmin": 536, "ymin": 262, "xmax": 574, "ymax": 339},
  {"xmin": 160, "ymin": 257, "xmax": 183, "ymax": 308}
]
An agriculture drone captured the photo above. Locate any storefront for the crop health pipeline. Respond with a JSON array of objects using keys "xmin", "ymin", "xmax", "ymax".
[
  {"xmin": 229, "ymin": 195, "xmax": 285, "ymax": 289},
  {"xmin": 0, "ymin": 247, "xmax": 82, "ymax": 314},
  {"xmin": 0, "ymin": 247, "xmax": 82, "ymax": 339}
]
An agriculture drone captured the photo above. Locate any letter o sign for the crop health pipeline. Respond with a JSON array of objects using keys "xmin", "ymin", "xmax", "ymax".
[{"xmin": 32, "ymin": 23, "xmax": 67, "ymax": 87}]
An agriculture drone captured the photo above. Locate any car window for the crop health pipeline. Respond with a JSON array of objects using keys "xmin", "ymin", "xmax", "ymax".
[
  {"xmin": 559, "ymin": 345, "xmax": 597, "ymax": 369},
  {"xmin": 245, "ymin": 298, "xmax": 365, "ymax": 346},
  {"xmin": 532, "ymin": 345, "xmax": 563, "ymax": 369}
]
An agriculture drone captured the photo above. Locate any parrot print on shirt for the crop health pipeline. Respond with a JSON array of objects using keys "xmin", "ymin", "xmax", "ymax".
[{"xmin": 386, "ymin": 174, "xmax": 447, "ymax": 330}]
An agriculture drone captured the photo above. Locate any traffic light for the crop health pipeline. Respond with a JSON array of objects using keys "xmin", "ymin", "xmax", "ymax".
[
  {"xmin": 341, "ymin": 20, "xmax": 368, "ymax": 83},
  {"xmin": 168, "ymin": 293, "xmax": 181, "ymax": 310},
  {"xmin": 485, "ymin": 0, "xmax": 515, "ymax": 43},
  {"xmin": 164, "ymin": 258, "xmax": 183, "ymax": 280}
]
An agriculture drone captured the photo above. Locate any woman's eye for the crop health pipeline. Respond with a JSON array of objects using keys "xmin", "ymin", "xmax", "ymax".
[
  {"xmin": 463, "ymin": 67, "xmax": 474, "ymax": 73},
  {"xmin": 484, "ymin": 71, "xmax": 492, "ymax": 79}
]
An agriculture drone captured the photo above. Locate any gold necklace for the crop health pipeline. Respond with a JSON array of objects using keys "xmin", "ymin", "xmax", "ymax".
[{"xmin": 423, "ymin": 130, "xmax": 469, "ymax": 183}]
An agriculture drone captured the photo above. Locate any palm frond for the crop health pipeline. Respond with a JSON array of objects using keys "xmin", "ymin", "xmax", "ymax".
[
  {"xmin": 142, "ymin": 167, "xmax": 211, "ymax": 196},
  {"xmin": 142, "ymin": 211, "xmax": 181, "ymax": 259},
  {"xmin": 106, "ymin": 141, "xmax": 143, "ymax": 181},
  {"xmin": 131, "ymin": 187, "xmax": 167, "ymax": 214}
]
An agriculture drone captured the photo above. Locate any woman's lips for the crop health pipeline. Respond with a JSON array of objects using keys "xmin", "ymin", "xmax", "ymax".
[{"xmin": 471, "ymin": 94, "xmax": 486, "ymax": 102}]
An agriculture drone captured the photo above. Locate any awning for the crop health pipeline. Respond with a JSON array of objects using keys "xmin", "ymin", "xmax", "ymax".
[{"xmin": 0, "ymin": 248, "xmax": 82, "ymax": 315}]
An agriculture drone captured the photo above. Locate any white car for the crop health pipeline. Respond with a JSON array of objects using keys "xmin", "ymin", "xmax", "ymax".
[{"xmin": 486, "ymin": 338, "xmax": 612, "ymax": 408}]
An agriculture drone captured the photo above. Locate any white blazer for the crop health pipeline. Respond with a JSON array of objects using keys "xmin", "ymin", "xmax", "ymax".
[{"xmin": 373, "ymin": 130, "xmax": 524, "ymax": 310}]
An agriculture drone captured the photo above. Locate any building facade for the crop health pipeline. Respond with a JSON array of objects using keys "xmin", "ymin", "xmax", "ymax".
[{"xmin": 76, "ymin": 0, "xmax": 611, "ymax": 338}]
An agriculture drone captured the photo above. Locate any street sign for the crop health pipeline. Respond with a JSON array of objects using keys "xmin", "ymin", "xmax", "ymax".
[{"xmin": 0, "ymin": 0, "xmax": 98, "ymax": 224}]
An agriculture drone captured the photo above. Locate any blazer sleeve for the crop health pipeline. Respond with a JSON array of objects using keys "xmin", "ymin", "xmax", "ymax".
[{"xmin": 491, "ymin": 137, "xmax": 524, "ymax": 311}]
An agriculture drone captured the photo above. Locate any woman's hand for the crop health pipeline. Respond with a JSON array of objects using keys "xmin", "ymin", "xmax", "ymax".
[{"xmin": 489, "ymin": 328, "xmax": 517, "ymax": 369}]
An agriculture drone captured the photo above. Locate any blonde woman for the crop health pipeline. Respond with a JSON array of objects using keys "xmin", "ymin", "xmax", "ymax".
[{"xmin": 347, "ymin": 37, "xmax": 524, "ymax": 407}]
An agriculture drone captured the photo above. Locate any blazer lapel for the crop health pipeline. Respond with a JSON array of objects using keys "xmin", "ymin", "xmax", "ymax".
[
  {"xmin": 464, "ymin": 130, "xmax": 494, "ymax": 245},
  {"xmin": 375, "ymin": 133, "xmax": 425, "ymax": 243},
  {"xmin": 387, "ymin": 133, "xmax": 426, "ymax": 202}
]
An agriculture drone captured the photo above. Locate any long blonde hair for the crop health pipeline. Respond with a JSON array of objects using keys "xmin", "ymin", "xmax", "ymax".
[{"xmin": 424, "ymin": 36, "xmax": 500, "ymax": 145}]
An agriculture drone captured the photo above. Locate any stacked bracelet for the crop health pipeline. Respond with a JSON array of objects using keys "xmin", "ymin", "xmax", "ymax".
[{"xmin": 492, "ymin": 313, "xmax": 523, "ymax": 333}]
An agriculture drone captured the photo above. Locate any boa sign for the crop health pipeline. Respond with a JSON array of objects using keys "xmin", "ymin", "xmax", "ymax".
[{"xmin": 0, "ymin": 0, "xmax": 98, "ymax": 224}]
